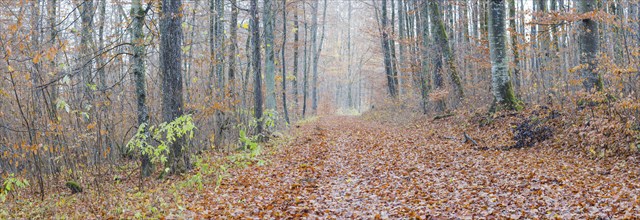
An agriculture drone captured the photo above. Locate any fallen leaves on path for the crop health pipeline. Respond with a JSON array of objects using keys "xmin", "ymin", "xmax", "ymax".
[{"xmin": 182, "ymin": 116, "xmax": 640, "ymax": 218}]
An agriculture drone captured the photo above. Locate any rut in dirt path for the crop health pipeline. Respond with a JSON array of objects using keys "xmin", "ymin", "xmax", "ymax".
[{"xmin": 187, "ymin": 116, "xmax": 640, "ymax": 219}]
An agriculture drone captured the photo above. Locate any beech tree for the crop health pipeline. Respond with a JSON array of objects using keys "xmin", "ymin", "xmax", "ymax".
[
  {"xmin": 264, "ymin": 0, "xmax": 276, "ymax": 112},
  {"xmin": 488, "ymin": 0, "xmax": 519, "ymax": 110},
  {"xmin": 579, "ymin": 0, "xmax": 603, "ymax": 92},
  {"xmin": 131, "ymin": 0, "xmax": 150, "ymax": 176}
]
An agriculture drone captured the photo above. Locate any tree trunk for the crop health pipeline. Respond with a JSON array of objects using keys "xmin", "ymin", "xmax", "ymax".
[
  {"xmin": 312, "ymin": 0, "xmax": 327, "ymax": 113},
  {"xmin": 79, "ymin": 0, "xmax": 95, "ymax": 103},
  {"xmin": 209, "ymin": 0, "xmax": 215, "ymax": 94},
  {"xmin": 184, "ymin": 1, "xmax": 198, "ymax": 104},
  {"xmin": 47, "ymin": 0, "xmax": 58, "ymax": 121},
  {"xmin": 292, "ymin": 3, "xmax": 300, "ymax": 113},
  {"xmin": 489, "ymin": 0, "xmax": 519, "ymax": 110},
  {"xmin": 160, "ymin": 0, "xmax": 188, "ymax": 174},
  {"xmin": 428, "ymin": 1, "xmax": 447, "ymax": 112},
  {"xmin": 429, "ymin": 1, "xmax": 465, "ymax": 100},
  {"xmin": 131, "ymin": 0, "xmax": 151, "ymax": 177},
  {"xmin": 250, "ymin": 0, "xmax": 264, "ymax": 135},
  {"xmin": 228, "ymin": 0, "xmax": 238, "ymax": 94},
  {"xmin": 381, "ymin": 0, "xmax": 398, "ymax": 98},
  {"xmin": 347, "ymin": 0, "xmax": 353, "ymax": 108},
  {"xmin": 302, "ymin": 4, "xmax": 309, "ymax": 118},
  {"xmin": 579, "ymin": 0, "xmax": 603, "ymax": 92},
  {"xmin": 215, "ymin": 0, "xmax": 224, "ymax": 92},
  {"xmin": 281, "ymin": 0, "xmax": 290, "ymax": 124},
  {"xmin": 264, "ymin": 0, "xmax": 277, "ymax": 112},
  {"xmin": 97, "ymin": 0, "xmax": 107, "ymax": 90},
  {"xmin": 508, "ymin": 0, "xmax": 521, "ymax": 96},
  {"xmin": 397, "ymin": 0, "xmax": 405, "ymax": 96},
  {"xmin": 419, "ymin": 0, "xmax": 430, "ymax": 114}
]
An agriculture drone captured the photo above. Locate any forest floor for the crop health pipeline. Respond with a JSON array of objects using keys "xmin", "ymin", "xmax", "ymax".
[
  {"xmin": 184, "ymin": 115, "xmax": 640, "ymax": 219},
  {"xmin": 5, "ymin": 110, "xmax": 640, "ymax": 218}
]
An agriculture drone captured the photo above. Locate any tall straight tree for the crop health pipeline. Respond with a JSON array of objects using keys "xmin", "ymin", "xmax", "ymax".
[
  {"xmin": 579, "ymin": 0, "xmax": 603, "ymax": 92},
  {"xmin": 429, "ymin": 0, "xmax": 464, "ymax": 100},
  {"xmin": 488, "ymin": 0, "xmax": 519, "ymax": 110},
  {"xmin": 160, "ymin": 0, "xmax": 188, "ymax": 173},
  {"xmin": 96, "ymin": 0, "xmax": 107, "ymax": 90},
  {"xmin": 347, "ymin": 0, "xmax": 353, "ymax": 108},
  {"xmin": 281, "ymin": 0, "xmax": 290, "ymax": 124},
  {"xmin": 264, "ymin": 0, "xmax": 277, "ymax": 111},
  {"xmin": 292, "ymin": 3, "xmax": 300, "ymax": 110},
  {"xmin": 228, "ymin": 0, "xmax": 238, "ymax": 94},
  {"xmin": 47, "ymin": 0, "xmax": 58, "ymax": 120},
  {"xmin": 302, "ymin": 3, "xmax": 310, "ymax": 117},
  {"xmin": 508, "ymin": 0, "xmax": 521, "ymax": 95},
  {"xmin": 381, "ymin": 0, "xmax": 399, "ymax": 98},
  {"xmin": 79, "ymin": 0, "xmax": 94, "ymax": 102},
  {"xmin": 428, "ymin": 1, "xmax": 447, "ymax": 112},
  {"xmin": 209, "ymin": 0, "xmax": 224, "ymax": 94},
  {"xmin": 312, "ymin": 0, "xmax": 327, "ymax": 113},
  {"xmin": 419, "ymin": 0, "xmax": 431, "ymax": 114},
  {"xmin": 250, "ymin": 0, "xmax": 264, "ymax": 135},
  {"xmin": 130, "ymin": 0, "xmax": 151, "ymax": 177},
  {"xmin": 215, "ymin": 0, "xmax": 224, "ymax": 91},
  {"xmin": 208, "ymin": 0, "xmax": 215, "ymax": 93}
]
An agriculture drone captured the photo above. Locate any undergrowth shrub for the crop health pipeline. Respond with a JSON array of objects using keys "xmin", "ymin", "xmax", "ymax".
[
  {"xmin": 126, "ymin": 114, "xmax": 196, "ymax": 176},
  {"xmin": 1, "ymin": 174, "xmax": 29, "ymax": 202}
]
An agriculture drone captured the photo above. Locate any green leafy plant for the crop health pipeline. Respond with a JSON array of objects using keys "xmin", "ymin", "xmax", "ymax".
[
  {"xmin": 247, "ymin": 109, "xmax": 279, "ymax": 131},
  {"xmin": 1, "ymin": 173, "xmax": 30, "ymax": 202},
  {"xmin": 179, "ymin": 155, "xmax": 214, "ymax": 191},
  {"xmin": 182, "ymin": 172, "xmax": 204, "ymax": 191},
  {"xmin": 239, "ymin": 129, "xmax": 259, "ymax": 153},
  {"xmin": 227, "ymin": 129, "xmax": 266, "ymax": 168},
  {"xmin": 214, "ymin": 164, "xmax": 229, "ymax": 192},
  {"xmin": 127, "ymin": 114, "xmax": 196, "ymax": 175}
]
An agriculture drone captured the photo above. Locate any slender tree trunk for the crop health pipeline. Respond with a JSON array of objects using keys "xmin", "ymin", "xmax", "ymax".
[
  {"xmin": 489, "ymin": 0, "xmax": 519, "ymax": 110},
  {"xmin": 48, "ymin": 0, "xmax": 58, "ymax": 121},
  {"xmin": 397, "ymin": 0, "xmax": 405, "ymax": 96},
  {"xmin": 419, "ymin": 0, "xmax": 430, "ymax": 114},
  {"xmin": 388, "ymin": 0, "xmax": 399, "ymax": 98},
  {"xmin": 79, "ymin": 0, "xmax": 94, "ymax": 103},
  {"xmin": 97, "ymin": 0, "xmax": 107, "ymax": 90},
  {"xmin": 184, "ymin": 1, "xmax": 198, "ymax": 103},
  {"xmin": 311, "ymin": 0, "xmax": 327, "ymax": 113},
  {"xmin": 95, "ymin": 0, "xmax": 108, "ymax": 163},
  {"xmin": 281, "ymin": 0, "xmax": 290, "ymax": 124},
  {"xmin": 209, "ymin": 0, "xmax": 216, "ymax": 94},
  {"xmin": 131, "ymin": 0, "xmax": 151, "ymax": 177},
  {"xmin": 292, "ymin": 3, "xmax": 300, "ymax": 113},
  {"xmin": 508, "ymin": 0, "xmax": 521, "ymax": 96},
  {"xmin": 381, "ymin": 0, "xmax": 398, "ymax": 98},
  {"xmin": 229, "ymin": 0, "xmax": 238, "ymax": 93},
  {"xmin": 302, "ymin": 3, "xmax": 309, "ymax": 118},
  {"xmin": 264, "ymin": 0, "xmax": 277, "ymax": 112},
  {"xmin": 242, "ymin": 31, "xmax": 252, "ymax": 110},
  {"xmin": 215, "ymin": 0, "xmax": 224, "ymax": 92},
  {"xmin": 347, "ymin": 0, "xmax": 353, "ymax": 108},
  {"xmin": 250, "ymin": 0, "xmax": 264, "ymax": 135}
]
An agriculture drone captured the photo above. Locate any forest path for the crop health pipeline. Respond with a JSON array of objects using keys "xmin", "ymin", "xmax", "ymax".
[{"xmin": 184, "ymin": 116, "xmax": 640, "ymax": 218}]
